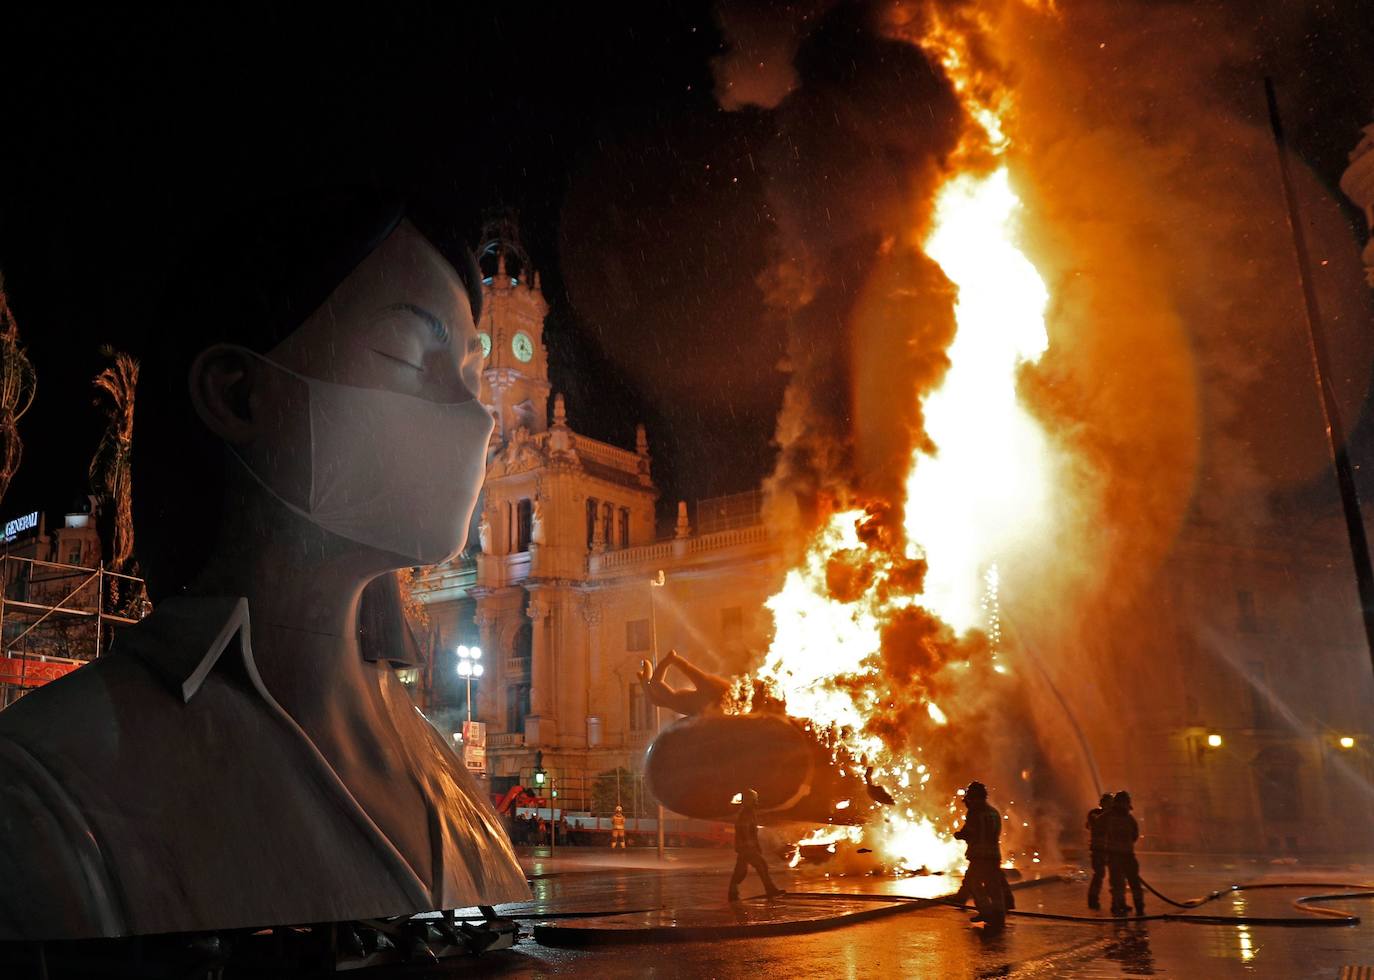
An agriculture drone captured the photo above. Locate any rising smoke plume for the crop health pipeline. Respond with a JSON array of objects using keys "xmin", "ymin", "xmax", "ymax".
[{"xmin": 712, "ymin": 2, "xmax": 965, "ymax": 540}]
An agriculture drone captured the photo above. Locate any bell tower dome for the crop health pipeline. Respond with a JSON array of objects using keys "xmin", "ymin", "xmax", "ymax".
[{"xmin": 476, "ymin": 212, "xmax": 551, "ymax": 445}]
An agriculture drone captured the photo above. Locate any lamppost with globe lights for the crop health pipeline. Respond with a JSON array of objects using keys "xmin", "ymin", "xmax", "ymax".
[{"xmin": 456, "ymin": 644, "xmax": 484, "ymax": 723}]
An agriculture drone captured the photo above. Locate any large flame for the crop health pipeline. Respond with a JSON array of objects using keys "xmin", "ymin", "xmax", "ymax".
[
  {"xmin": 755, "ymin": 16, "xmax": 1055, "ymax": 874},
  {"xmin": 907, "ymin": 166, "xmax": 1052, "ymax": 632}
]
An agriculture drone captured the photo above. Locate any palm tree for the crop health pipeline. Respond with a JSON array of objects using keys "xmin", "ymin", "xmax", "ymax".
[
  {"xmin": 0, "ymin": 270, "xmax": 36, "ymax": 506},
  {"xmin": 89, "ymin": 346, "xmax": 139, "ymax": 582}
]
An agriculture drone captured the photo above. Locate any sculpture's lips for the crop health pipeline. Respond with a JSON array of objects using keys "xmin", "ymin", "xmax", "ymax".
[{"xmin": 644, "ymin": 713, "xmax": 867, "ymax": 824}]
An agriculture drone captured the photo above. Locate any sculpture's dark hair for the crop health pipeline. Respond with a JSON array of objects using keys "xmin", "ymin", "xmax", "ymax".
[{"xmin": 132, "ymin": 186, "xmax": 482, "ymax": 662}]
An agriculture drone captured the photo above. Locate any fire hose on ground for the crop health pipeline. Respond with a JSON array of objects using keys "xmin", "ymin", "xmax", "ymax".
[
  {"xmin": 516, "ymin": 874, "xmax": 1374, "ymax": 946},
  {"xmin": 784, "ymin": 875, "xmax": 1374, "ymax": 927}
]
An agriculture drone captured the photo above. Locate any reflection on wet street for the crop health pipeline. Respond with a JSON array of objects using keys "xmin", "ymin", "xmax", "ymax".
[{"xmin": 388, "ymin": 850, "xmax": 1374, "ymax": 978}]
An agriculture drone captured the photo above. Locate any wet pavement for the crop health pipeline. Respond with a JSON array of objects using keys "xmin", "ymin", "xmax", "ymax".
[{"xmin": 398, "ymin": 848, "xmax": 1374, "ymax": 978}]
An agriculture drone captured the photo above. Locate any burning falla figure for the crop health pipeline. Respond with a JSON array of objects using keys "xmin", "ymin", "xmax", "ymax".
[{"xmin": 641, "ymin": 650, "xmax": 877, "ymax": 828}]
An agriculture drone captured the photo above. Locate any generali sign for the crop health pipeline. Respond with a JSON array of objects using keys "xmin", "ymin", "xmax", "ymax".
[{"xmin": 3, "ymin": 511, "xmax": 39, "ymax": 543}]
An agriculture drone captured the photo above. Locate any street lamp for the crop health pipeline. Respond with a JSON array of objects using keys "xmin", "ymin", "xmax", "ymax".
[
  {"xmin": 456, "ymin": 644, "xmax": 484, "ymax": 723},
  {"xmin": 649, "ymin": 569, "xmax": 667, "ymax": 860}
]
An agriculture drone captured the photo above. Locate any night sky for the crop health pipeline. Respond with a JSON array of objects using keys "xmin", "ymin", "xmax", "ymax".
[{"xmin": 1, "ymin": 3, "xmax": 1373, "ymax": 534}]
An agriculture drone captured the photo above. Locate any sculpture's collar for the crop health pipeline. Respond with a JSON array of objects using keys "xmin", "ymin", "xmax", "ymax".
[{"xmin": 115, "ymin": 596, "xmax": 251, "ymax": 703}]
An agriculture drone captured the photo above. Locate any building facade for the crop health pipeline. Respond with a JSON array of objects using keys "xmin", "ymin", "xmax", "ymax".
[{"xmin": 1069, "ymin": 512, "xmax": 1374, "ymax": 856}]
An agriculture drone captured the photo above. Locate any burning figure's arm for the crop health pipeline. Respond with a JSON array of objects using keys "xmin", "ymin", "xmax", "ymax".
[{"xmin": 637, "ymin": 649, "xmax": 731, "ymax": 717}]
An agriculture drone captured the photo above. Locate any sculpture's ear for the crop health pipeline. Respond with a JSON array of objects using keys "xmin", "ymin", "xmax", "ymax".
[{"xmin": 188, "ymin": 344, "xmax": 263, "ymax": 445}]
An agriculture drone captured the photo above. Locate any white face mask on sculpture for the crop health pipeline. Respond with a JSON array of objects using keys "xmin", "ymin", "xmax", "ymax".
[{"xmin": 230, "ymin": 349, "xmax": 494, "ymax": 564}]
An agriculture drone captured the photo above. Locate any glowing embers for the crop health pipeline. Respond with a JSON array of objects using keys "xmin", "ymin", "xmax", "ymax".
[{"xmin": 785, "ymin": 818, "xmax": 962, "ymax": 879}]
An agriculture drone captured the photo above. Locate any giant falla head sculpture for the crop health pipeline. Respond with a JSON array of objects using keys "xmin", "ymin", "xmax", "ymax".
[
  {"xmin": 134, "ymin": 188, "xmax": 493, "ymax": 637},
  {"xmin": 0, "ymin": 190, "xmax": 530, "ymax": 947}
]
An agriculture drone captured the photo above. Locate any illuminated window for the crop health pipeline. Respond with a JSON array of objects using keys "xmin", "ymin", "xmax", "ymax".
[{"xmin": 516, "ymin": 499, "xmax": 532, "ymax": 552}]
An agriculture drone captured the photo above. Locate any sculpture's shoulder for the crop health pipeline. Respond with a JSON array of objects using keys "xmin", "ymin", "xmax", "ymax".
[
  {"xmin": 0, "ymin": 647, "xmax": 160, "ymax": 752},
  {"xmin": 0, "ymin": 603, "xmax": 273, "ymax": 940},
  {"xmin": 0, "ymin": 658, "xmax": 144, "ymax": 940}
]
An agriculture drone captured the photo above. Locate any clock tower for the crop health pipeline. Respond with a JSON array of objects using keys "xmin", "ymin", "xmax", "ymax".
[{"xmin": 476, "ymin": 214, "xmax": 551, "ymax": 445}]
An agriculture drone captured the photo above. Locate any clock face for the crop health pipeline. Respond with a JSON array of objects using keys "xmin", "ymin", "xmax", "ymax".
[
  {"xmin": 478, "ymin": 331, "xmax": 492, "ymax": 359},
  {"xmin": 512, "ymin": 331, "xmax": 535, "ymax": 363}
]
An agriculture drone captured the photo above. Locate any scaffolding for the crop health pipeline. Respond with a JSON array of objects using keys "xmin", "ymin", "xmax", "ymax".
[{"xmin": 0, "ymin": 554, "xmax": 150, "ymax": 709}]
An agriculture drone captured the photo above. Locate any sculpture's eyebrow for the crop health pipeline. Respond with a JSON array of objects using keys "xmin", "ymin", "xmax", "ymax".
[{"xmin": 381, "ymin": 302, "xmax": 449, "ymax": 342}]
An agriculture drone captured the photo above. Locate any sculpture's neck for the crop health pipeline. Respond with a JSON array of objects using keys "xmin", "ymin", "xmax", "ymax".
[{"xmin": 190, "ymin": 469, "xmax": 397, "ymax": 742}]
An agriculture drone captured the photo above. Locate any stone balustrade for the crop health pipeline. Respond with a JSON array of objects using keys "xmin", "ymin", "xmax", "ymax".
[
  {"xmin": 687, "ymin": 523, "xmax": 767, "ymax": 553},
  {"xmin": 587, "ymin": 522, "xmax": 769, "ymax": 577},
  {"xmin": 572, "ymin": 434, "xmax": 642, "ymax": 474}
]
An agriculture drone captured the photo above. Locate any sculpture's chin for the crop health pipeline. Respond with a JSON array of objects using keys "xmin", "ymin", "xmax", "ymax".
[
  {"xmin": 401, "ymin": 503, "xmax": 478, "ymax": 566},
  {"xmin": 644, "ymin": 713, "xmax": 867, "ymax": 824}
]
